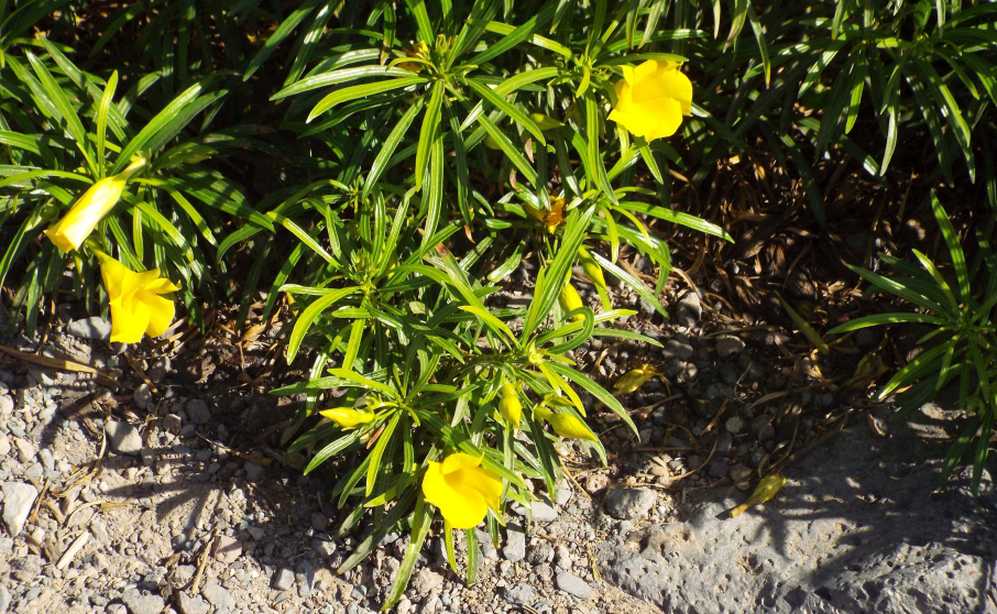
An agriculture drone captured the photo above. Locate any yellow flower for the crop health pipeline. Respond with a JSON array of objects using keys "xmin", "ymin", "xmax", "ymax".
[
  {"xmin": 44, "ymin": 156, "xmax": 147, "ymax": 253},
  {"xmin": 533, "ymin": 405, "xmax": 597, "ymax": 442},
  {"xmin": 97, "ymin": 252, "xmax": 179, "ymax": 344},
  {"xmin": 499, "ymin": 380, "xmax": 523, "ymax": 429},
  {"xmin": 422, "ymin": 452, "xmax": 502, "ymax": 529},
  {"xmin": 609, "ymin": 60, "xmax": 692, "ymax": 142},
  {"xmin": 319, "ymin": 407, "xmax": 376, "ymax": 429}
]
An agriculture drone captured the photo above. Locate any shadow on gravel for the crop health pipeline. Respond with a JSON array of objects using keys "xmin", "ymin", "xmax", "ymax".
[{"xmin": 634, "ymin": 417, "xmax": 997, "ymax": 613}]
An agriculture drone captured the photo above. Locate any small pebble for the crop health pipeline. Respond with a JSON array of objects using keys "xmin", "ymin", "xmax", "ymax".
[{"xmin": 555, "ymin": 571, "xmax": 593, "ymax": 599}]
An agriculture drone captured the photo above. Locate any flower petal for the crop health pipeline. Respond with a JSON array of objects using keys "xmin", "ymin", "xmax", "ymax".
[
  {"xmin": 644, "ymin": 98, "xmax": 684, "ymax": 141},
  {"xmin": 422, "ymin": 460, "xmax": 489, "ymax": 529},
  {"xmin": 142, "ymin": 293, "xmax": 175, "ymax": 337},
  {"xmin": 634, "ymin": 59, "xmax": 659, "ymax": 81},
  {"xmin": 657, "ymin": 66, "xmax": 693, "ymax": 115},
  {"xmin": 109, "ymin": 296, "xmax": 150, "ymax": 344},
  {"xmin": 441, "ymin": 452, "xmax": 482, "ymax": 475},
  {"xmin": 99, "ymin": 255, "xmax": 130, "ymax": 300}
]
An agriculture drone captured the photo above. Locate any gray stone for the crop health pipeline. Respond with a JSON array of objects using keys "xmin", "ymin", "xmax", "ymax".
[
  {"xmin": 675, "ymin": 291, "xmax": 702, "ymax": 327},
  {"xmin": 66, "ymin": 316, "xmax": 112, "ymax": 341},
  {"xmin": 314, "ymin": 537, "xmax": 336, "ymax": 557},
  {"xmin": 0, "ymin": 395, "xmax": 12, "ymax": 417},
  {"xmin": 202, "ymin": 580, "xmax": 234, "ymax": 611},
  {"xmin": 662, "ymin": 339, "xmax": 694, "ymax": 360},
  {"xmin": 502, "ymin": 527, "xmax": 526, "ymax": 562},
  {"xmin": 555, "ymin": 571, "xmax": 593, "ymax": 599},
  {"xmin": 530, "ymin": 501, "xmax": 558, "ymax": 523},
  {"xmin": 412, "ymin": 568, "xmax": 444, "ymax": 594},
  {"xmin": 163, "ymin": 413, "xmax": 183, "ymax": 434},
  {"xmin": 176, "ymin": 593, "xmax": 209, "ymax": 614},
  {"xmin": 0, "ymin": 585, "xmax": 9, "ymax": 613},
  {"xmin": 271, "ymin": 567, "xmax": 295, "ymax": 591},
  {"xmin": 185, "ymin": 399, "xmax": 212, "ymax": 425},
  {"xmin": 725, "ymin": 416, "xmax": 745, "ymax": 434},
  {"xmin": 555, "ymin": 484, "xmax": 573, "ymax": 506},
  {"xmin": 107, "ymin": 420, "xmax": 143, "ymax": 455},
  {"xmin": 503, "ymin": 584, "xmax": 537, "ymax": 606},
  {"xmin": 213, "ymin": 535, "xmax": 241, "ymax": 563},
  {"xmin": 13, "ymin": 437, "xmax": 35, "ymax": 463},
  {"xmin": 120, "ymin": 588, "xmax": 165, "ymax": 614},
  {"xmin": 132, "ymin": 384, "xmax": 153, "ymax": 410},
  {"xmin": 2, "ymin": 482, "xmax": 38, "ymax": 536},
  {"xmin": 603, "ymin": 487, "xmax": 656, "ymax": 520},
  {"xmin": 597, "ymin": 428, "xmax": 996, "ymax": 614},
  {"xmin": 715, "ymin": 335, "xmax": 746, "ymax": 357},
  {"xmin": 243, "ymin": 462, "xmax": 265, "ymax": 480}
]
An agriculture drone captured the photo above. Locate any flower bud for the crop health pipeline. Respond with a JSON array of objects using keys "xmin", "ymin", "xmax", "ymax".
[{"xmin": 44, "ymin": 156, "xmax": 147, "ymax": 253}]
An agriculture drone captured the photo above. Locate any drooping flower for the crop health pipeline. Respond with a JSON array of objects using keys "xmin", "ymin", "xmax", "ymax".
[
  {"xmin": 319, "ymin": 407, "xmax": 376, "ymax": 429},
  {"xmin": 608, "ymin": 60, "xmax": 692, "ymax": 142},
  {"xmin": 499, "ymin": 380, "xmax": 523, "ymax": 429},
  {"xmin": 533, "ymin": 405, "xmax": 598, "ymax": 442},
  {"xmin": 97, "ymin": 252, "xmax": 179, "ymax": 344},
  {"xmin": 44, "ymin": 156, "xmax": 147, "ymax": 253},
  {"xmin": 422, "ymin": 452, "xmax": 502, "ymax": 529}
]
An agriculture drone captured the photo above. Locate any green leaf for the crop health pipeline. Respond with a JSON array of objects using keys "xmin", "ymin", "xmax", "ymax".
[
  {"xmin": 364, "ymin": 98, "xmax": 425, "ymax": 195},
  {"xmin": 307, "ymin": 77, "xmax": 426, "ymax": 123},
  {"xmin": 827, "ymin": 312, "xmax": 948, "ymax": 335},
  {"xmin": 415, "ymin": 80, "xmax": 445, "ymax": 190},
  {"xmin": 365, "ymin": 412, "xmax": 400, "ymax": 496},
  {"xmin": 96, "ymin": 70, "xmax": 118, "ymax": 176},
  {"xmin": 25, "ymin": 51, "xmax": 96, "ymax": 174},
  {"xmin": 590, "ymin": 250, "xmax": 667, "ymax": 318},
  {"xmin": 286, "ymin": 287, "xmax": 361, "ymax": 364},
  {"xmin": 304, "ymin": 430, "xmax": 361, "ymax": 475},
  {"xmin": 465, "ymin": 78, "xmax": 545, "ymax": 145},
  {"xmin": 382, "ymin": 496, "xmax": 433, "ymax": 611},
  {"xmin": 243, "ymin": 0, "xmax": 321, "ymax": 80},
  {"xmin": 616, "ymin": 201, "xmax": 732, "ymax": 241},
  {"xmin": 471, "ymin": 4, "xmax": 558, "ymax": 65},
  {"xmin": 474, "ymin": 113, "xmax": 538, "ymax": 185},
  {"xmin": 273, "ymin": 65, "xmax": 415, "ymax": 100},
  {"xmin": 522, "ymin": 206, "xmax": 594, "ymax": 340},
  {"xmin": 929, "ymin": 192, "xmax": 971, "ymax": 303},
  {"xmin": 114, "ymin": 80, "xmax": 222, "ymax": 173}
]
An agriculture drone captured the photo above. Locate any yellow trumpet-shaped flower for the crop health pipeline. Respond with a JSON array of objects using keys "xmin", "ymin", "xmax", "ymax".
[
  {"xmin": 533, "ymin": 405, "xmax": 598, "ymax": 442},
  {"xmin": 499, "ymin": 380, "xmax": 523, "ymax": 429},
  {"xmin": 44, "ymin": 156, "xmax": 147, "ymax": 253},
  {"xmin": 97, "ymin": 252, "xmax": 179, "ymax": 344},
  {"xmin": 319, "ymin": 407, "xmax": 376, "ymax": 429},
  {"xmin": 422, "ymin": 452, "xmax": 502, "ymax": 529},
  {"xmin": 609, "ymin": 60, "xmax": 692, "ymax": 142}
]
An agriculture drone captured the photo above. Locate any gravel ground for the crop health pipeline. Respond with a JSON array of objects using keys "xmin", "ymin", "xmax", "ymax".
[{"xmin": 1, "ymin": 286, "xmax": 995, "ymax": 613}]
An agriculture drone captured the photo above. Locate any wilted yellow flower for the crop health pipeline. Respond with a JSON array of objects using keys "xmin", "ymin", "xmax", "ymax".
[
  {"xmin": 533, "ymin": 405, "xmax": 597, "ymax": 442},
  {"xmin": 97, "ymin": 251, "xmax": 178, "ymax": 344},
  {"xmin": 422, "ymin": 452, "xmax": 502, "ymax": 529},
  {"xmin": 319, "ymin": 407, "xmax": 376, "ymax": 429},
  {"xmin": 613, "ymin": 364, "xmax": 659, "ymax": 394},
  {"xmin": 729, "ymin": 473, "xmax": 786, "ymax": 518},
  {"xmin": 609, "ymin": 60, "xmax": 692, "ymax": 142},
  {"xmin": 44, "ymin": 156, "xmax": 147, "ymax": 253},
  {"xmin": 499, "ymin": 380, "xmax": 523, "ymax": 429}
]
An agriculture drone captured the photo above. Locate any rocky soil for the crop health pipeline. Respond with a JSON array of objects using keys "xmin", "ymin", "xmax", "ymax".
[{"xmin": 1, "ymin": 301, "xmax": 995, "ymax": 614}]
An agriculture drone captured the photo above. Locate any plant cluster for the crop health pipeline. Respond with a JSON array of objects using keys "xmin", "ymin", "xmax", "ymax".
[{"xmin": 0, "ymin": 1, "xmax": 995, "ymax": 608}]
